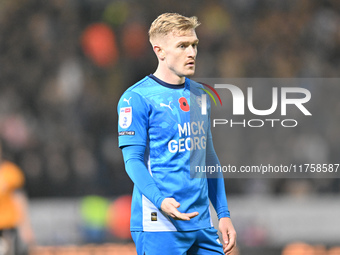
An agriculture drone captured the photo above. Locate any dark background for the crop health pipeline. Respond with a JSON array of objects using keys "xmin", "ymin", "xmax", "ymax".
[
  {"xmin": 1, "ymin": 0, "xmax": 340, "ymax": 253},
  {"xmin": 1, "ymin": 0, "xmax": 339, "ymax": 198}
]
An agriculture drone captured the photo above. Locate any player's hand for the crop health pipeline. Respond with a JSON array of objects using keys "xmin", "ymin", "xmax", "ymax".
[
  {"xmin": 219, "ymin": 217, "xmax": 237, "ymax": 254},
  {"xmin": 160, "ymin": 198, "xmax": 199, "ymax": 221}
]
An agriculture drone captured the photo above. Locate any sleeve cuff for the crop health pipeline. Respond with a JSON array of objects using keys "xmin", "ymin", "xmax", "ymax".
[
  {"xmin": 155, "ymin": 196, "xmax": 166, "ymax": 210},
  {"xmin": 217, "ymin": 210, "xmax": 230, "ymax": 219}
]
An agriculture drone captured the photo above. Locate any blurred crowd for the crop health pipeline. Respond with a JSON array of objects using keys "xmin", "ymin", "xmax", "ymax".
[{"xmin": 0, "ymin": 0, "xmax": 339, "ymax": 198}]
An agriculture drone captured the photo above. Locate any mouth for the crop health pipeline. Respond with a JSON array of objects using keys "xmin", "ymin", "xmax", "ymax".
[{"xmin": 186, "ymin": 60, "xmax": 195, "ymax": 67}]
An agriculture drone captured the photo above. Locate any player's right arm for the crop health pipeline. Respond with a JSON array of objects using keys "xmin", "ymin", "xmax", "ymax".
[
  {"xmin": 122, "ymin": 145, "xmax": 198, "ymax": 220},
  {"xmin": 118, "ymin": 91, "xmax": 197, "ymax": 220},
  {"xmin": 121, "ymin": 145, "xmax": 165, "ymax": 209}
]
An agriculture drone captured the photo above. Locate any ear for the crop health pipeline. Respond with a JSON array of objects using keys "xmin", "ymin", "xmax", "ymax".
[{"xmin": 153, "ymin": 45, "xmax": 165, "ymax": 61}]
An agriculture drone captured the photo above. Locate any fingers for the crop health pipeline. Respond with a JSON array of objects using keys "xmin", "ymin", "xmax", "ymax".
[
  {"xmin": 174, "ymin": 211, "xmax": 199, "ymax": 221},
  {"xmin": 222, "ymin": 233, "xmax": 229, "ymax": 247},
  {"xmin": 186, "ymin": 211, "xmax": 199, "ymax": 219},
  {"xmin": 222, "ymin": 232, "xmax": 229, "ymax": 254},
  {"xmin": 218, "ymin": 218, "xmax": 237, "ymax": 254},
  {"xmin": 161, "ymin": 198, "xmax": 199, "ymax": 221},
  {"xmin": 172, "ymin": 212, "xmax": 190, "ymax": 220},
  {"xmin": 170, "ymin": 208, "xmax": 199, "ymax": 221},
  {"xmin": 169, "ymin": 199, "xmax": 180, "ymax": 208},
  {"xmin": 223, "ymin": 232, "xmax": 236, "ymax": 254}
]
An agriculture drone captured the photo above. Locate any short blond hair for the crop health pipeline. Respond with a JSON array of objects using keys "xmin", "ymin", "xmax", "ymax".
[{"xmin": 149, "ymin": 13, "xmax": 200, "ymax": 43}]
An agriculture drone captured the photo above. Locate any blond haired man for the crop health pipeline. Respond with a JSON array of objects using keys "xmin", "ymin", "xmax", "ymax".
[{"xmin": 118, "ymin": 13, "xmax": 236, "ymax": 254}]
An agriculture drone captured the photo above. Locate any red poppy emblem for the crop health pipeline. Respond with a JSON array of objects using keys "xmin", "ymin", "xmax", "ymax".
[{"xmin": 179, "ymin": 97, "xmax": 190, "ymax": 112}]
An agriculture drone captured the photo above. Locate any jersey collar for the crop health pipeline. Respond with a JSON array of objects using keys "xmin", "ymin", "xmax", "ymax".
[{"xmin": 148, "ymin": 74, "xmax": 186, "ymax": 89}]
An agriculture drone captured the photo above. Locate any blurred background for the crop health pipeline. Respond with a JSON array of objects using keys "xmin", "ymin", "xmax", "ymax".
[{"xmin": 0, "ymin": 0, "xmax": 340, "ymax": 254}]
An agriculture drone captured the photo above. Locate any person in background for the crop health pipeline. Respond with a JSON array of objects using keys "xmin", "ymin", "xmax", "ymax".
[{"xmin": 0, "ymin": 140, "xmax": 34, "ymax": 255}]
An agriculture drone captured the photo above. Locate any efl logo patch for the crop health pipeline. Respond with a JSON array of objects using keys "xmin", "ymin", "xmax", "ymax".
[{"xmin": 119, "ymin": 107, "xmax": 132, "ymax": 129}]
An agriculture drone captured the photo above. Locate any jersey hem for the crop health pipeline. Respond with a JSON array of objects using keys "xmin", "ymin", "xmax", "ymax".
[{"xmin": 130, "ymin": 224, "xmax": 214, "ymax": 232}]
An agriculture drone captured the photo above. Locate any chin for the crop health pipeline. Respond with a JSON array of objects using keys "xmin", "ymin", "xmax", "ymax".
[{"xmin": 185, "ymin": 70, "xmax": 195, "ymax": 77}]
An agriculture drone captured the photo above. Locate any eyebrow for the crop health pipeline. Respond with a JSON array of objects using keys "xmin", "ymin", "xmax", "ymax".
[{"xmin": 176, "ymin": 39, "xmax": 199, "ymax": 46}]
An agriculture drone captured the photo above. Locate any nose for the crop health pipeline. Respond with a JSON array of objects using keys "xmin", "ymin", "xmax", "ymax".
[{"xmin": 188, "ymin": 45, "xmax": 197, "ymax": 58}]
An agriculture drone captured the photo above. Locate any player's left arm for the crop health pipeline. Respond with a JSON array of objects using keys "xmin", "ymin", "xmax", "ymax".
[{"xmin": 206, "ymin": 128, "xmax": 236, "ymax": 254}]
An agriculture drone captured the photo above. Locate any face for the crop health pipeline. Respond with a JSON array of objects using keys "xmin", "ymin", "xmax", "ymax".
[{"xmin": 160, "ymin": 29, "xmax": 199, "ymax": 81}]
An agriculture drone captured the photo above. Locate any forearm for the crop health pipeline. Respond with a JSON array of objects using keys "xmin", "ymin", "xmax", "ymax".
[
  {"xmin": 208, "ymin": 177, "xmax": 230, "ymax": 219},
  {"xmin": 122, "ymin": 145, "xmax": 166, "ymax": 209},
  {"xmin": 206, "ymin": 137, "xmax": 230, "ymax": 219}
]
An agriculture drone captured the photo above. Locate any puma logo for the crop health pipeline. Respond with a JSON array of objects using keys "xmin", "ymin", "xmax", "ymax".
[
  {"xmin": 124, "ymin": 97, "xmax": 132, "ymax": 105},
  {"xmin": 160, "ymin": 101, "xmax": 173, "ymax": 111}
]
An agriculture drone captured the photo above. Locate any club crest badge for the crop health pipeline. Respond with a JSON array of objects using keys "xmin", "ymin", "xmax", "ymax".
[{"xmin": 119, "ymin": 107, "xmax": 132, "ymax": 129}]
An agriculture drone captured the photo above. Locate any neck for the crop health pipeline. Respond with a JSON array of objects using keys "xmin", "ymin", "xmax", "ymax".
[{"xmin": 153, "ymin": 65, "xmax": 185, "ymax": 85}]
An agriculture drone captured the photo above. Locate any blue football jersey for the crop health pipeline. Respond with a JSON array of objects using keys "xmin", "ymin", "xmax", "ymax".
[{"xmin": 118, "ymin": 75, "xmax": 214, "ymax": 232}]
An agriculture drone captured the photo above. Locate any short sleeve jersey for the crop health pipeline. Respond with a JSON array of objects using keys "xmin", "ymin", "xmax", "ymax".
[{"xmin": 118, "ymin": 75, "xmax": 213, "ymax": 232}]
